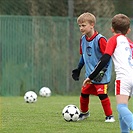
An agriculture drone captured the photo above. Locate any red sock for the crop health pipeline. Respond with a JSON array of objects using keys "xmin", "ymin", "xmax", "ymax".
[
  {"xmin": 80, "ymin": 96, "xmax": 89, "ymax": 113},
  {"xmin": 101, "ymin": 98, "xmax": 112, "ymax": 116}
]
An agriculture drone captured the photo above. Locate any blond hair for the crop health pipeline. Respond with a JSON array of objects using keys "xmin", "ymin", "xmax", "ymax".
[{"xmin": 77, "ymin": 12, "xmax": 96, "ymax": 24}]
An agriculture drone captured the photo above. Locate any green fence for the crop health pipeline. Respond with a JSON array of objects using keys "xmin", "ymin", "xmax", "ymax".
[{"xmin": 0, "ymin": 16, "xmax": 132, "ymax": 96}]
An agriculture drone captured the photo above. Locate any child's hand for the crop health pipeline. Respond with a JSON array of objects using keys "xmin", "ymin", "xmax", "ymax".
[
  {"xmin": 72, "ymin": 68, "xmax": 81, "ymax": 81},
  {"xmin": 83, "ymin": 78, "xmax": 91, "ymax": 86}
]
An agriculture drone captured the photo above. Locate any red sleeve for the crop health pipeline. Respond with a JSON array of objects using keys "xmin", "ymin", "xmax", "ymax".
[
  {"xmin": 104, "ymin": 36, "xmax": 117, "ymax": 56},
  {"xmin": 80, "ymin": 38, "xmax": 82, "ymax": 54},
  {"xmin": 99, "ymin": 37, "xmax": 107, "ymax": 54}
]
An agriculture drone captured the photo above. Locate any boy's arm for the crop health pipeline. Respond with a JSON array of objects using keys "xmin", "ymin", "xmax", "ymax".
[
  {"xmin": 83, "ymin": 54, "xmax": 111, "ymax": 85},
  {"xmin": 72, "ymin": 55, "xmax": 84, "ymax": 81},
  {"xmin": 99, "ymin": 37, "xmax": 107, "ymax": 54},
  {"xmin": 89, "ymin": 54, "xmax": 111, "ymax": 79}
]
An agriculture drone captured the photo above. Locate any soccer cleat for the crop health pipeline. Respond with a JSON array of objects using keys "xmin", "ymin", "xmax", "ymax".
[
  {"xmin": 78, "ymin": 111, "xmax": 90, "ymax": 121},
  {"xmin": 105, "ymin": 115, "xmax": 115, "ymax": 122}
]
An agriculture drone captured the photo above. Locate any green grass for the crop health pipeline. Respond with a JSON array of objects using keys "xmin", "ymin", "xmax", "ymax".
[{"xmin": 0, "ymin": 95, "xmax": 132, "ymax": 133}]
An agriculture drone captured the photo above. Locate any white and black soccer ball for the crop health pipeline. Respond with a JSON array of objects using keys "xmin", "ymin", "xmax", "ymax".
[
  {"xmin": 24, "ymin": 91, "xmax": 37, "ymax": 103},
  {"xmin": 62, "ymin": 104, "xmax": 80, "ymax": 122},
  {"xmin": 39, "ymin": 87, "xmax": 51, "ymax": 97}
]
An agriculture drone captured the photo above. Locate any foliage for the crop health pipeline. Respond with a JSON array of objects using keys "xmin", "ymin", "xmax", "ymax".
[
  {"xmin": 0, "ymin": 0, "xmax": 132, "ymax": 17},
  {"xmin": 74, "ymin": 0, "xmax": 115, "ymax": 17},
  {"xmin": 113, "ymin": 0, "xmax": 133, "ymax": 17}
]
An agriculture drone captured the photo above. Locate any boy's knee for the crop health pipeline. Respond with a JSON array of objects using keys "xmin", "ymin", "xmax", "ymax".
[
  {"xmin": 81, "ymin": 93, "xmax": 89, "ymax": 98},
  {"xmin": 98, "ymin": 94, "xmax": 108, "ymax": 100}
]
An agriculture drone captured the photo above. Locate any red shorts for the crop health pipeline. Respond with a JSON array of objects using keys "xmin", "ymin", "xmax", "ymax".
[{"xmin": 81, "ymin": 83, "xmax": 108, "ymax": 96}]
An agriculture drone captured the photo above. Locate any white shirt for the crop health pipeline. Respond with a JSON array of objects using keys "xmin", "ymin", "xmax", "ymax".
[{"xmin": 105, "ymin": 34, "xmax": 133, "ymax": 80}]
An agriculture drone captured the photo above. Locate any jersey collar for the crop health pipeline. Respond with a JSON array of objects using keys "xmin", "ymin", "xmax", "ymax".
[{"xmin": 85, "ymin": 31, "xmax": 98, "ymax": 41}]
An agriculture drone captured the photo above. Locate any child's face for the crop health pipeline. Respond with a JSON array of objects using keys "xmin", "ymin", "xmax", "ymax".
[{"xmin": 78, "ymin": 21, "xmax": 94, "ymax": 36}]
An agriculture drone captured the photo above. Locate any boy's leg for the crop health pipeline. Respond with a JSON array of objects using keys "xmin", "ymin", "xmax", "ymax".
[
  {"xmin": 101, "ymin": 98, "xmax": 115, "ymax": 122},
  {"xmin": 117, "ymin": 104, "xmax": 133, "ymax": 131},
  {"xmin": 115, "ymin": 79, "xmax": 133, "ymax": 131},
  {"xmin": 96, "ymin": 84, "xmax": 115, "ymax": 122},
  {"xmin": 100, "ymin": 97, "xmax": 112, "ymax": 116},
  {"xmin": 80, "ymin": 94, "xmax": 89, "ymax": 113},
  {"xmin": 80, "ymin": 83, "xmax": 97, "ymax": 112},
  {"xmin": 118, "ymin": 113, "xmax": 129, "ymax": 133},
  {"xmin": 79, "ymin": 84, "xmax": 96, "ymax": 120}
]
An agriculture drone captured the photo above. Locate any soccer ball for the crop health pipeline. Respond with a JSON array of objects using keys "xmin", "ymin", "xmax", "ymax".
[
  {"xmin": 24, "ymin": 91, "xmax": 37, "ymax": 103},
  {"xmin": 62, "ymin": 104, "xmax": 80, "ymax": 122},
  {"xmin": 39, "ymin": 87, "xmax": 51, "ymax": 97}
]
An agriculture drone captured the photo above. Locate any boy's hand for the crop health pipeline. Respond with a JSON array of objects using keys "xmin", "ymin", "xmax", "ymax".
[
  {"xmin": 72, "ymin": 69, "xmax": 81, "ymax": 81},
  {"xmin": 93, "ymin": 68, "xmax": 107, "ymax": 82},
  {"xmin": 83, "ymin": 78, "xmax": 91, "ymax": 86}
]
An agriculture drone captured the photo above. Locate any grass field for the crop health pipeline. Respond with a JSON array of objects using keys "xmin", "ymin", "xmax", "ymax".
[{"xmin": 0, "ymin": 95, "xmax": 133, "ymax": 133}]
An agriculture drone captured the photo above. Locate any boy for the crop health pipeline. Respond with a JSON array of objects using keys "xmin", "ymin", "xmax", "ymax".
[
  {"xmin": 83, "ymin": 14, "xmax": 133, "ymax": 133},
  {"xmin": 72, "ymin": 12, "xmax": 115, "ymax": 122}
]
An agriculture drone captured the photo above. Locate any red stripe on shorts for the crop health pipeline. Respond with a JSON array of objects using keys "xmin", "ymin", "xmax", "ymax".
[{"xmin": 116, "ymin": 80, "xmax": 120, "ymax": 95}]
